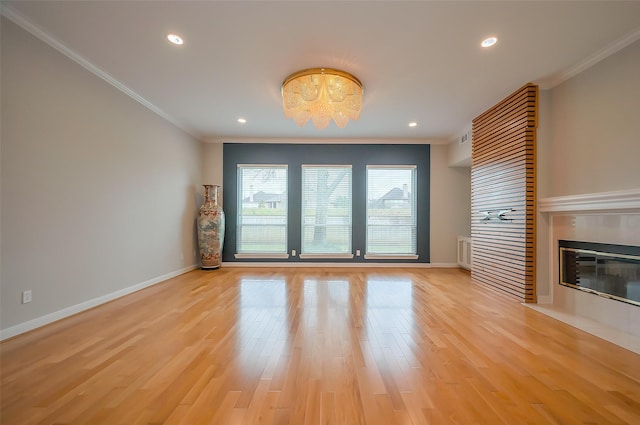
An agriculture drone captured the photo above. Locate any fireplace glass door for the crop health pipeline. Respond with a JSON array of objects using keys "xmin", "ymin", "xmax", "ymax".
[{"xmin": 560, "ymin": 241, "xmax": 640, "ymax": 306}]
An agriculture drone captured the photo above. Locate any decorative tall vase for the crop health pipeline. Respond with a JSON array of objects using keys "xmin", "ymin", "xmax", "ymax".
[{"xmin": 197, "ymin": 184, "xmax": 225, "ymax": 269}]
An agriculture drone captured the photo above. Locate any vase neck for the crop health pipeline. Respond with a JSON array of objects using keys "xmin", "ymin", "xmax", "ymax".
[
  {"xmin": 211, "ymin": 187, "xmax": 218, "ymax": 205},
  {"xmin": 203, "ymin": 184, "xmax": 220, "ymax": 205}
]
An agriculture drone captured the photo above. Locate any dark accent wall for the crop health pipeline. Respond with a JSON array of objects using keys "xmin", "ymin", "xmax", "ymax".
[
  {"xmin": 471, "ymin": 83, "xmax": 537, "ymax": 303},
  {"xmin": 222, "ymin": 143, "xmax": 430, "ymax": 263}
]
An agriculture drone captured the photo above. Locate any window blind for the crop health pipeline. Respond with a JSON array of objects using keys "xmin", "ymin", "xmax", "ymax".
[
  {"xmin": 301, "ymin": 165, "xmax": 352, "ymax": 255},
  {"xmin": 366, "ymin": 166, "xmax": 417, "ymax": 255},
  {"xmin": 236, "ymin": 165, "xmax": 288, "ymax": 254}
]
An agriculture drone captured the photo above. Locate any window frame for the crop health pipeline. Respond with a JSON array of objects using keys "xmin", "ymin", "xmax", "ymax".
[
  {"xmin": 365, "ymin": 165, "xmax": 419, "ymax": 260},
  {"xmin": 299, "ymin": 164, "xmax": 353, "ymax": 259},
  {"xmin": 234, "ymin": 164, "xmax": 289, "ymax": 259}
]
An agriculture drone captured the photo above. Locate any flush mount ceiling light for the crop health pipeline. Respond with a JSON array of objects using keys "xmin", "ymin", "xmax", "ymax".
[
  {"xmin": 167, "ymin": 33, "xmax": 184, "ymax": 45},
  {"xmin": 408, "ymin": 122, "xmax": 418, "ymax": 128},
  {"xmin": 281, "ymin": 68, "xmax": 363, "ymax": 129},
  {"xmin": 481, "ymin": 37, "xmax": 498, "ymax": 48}
]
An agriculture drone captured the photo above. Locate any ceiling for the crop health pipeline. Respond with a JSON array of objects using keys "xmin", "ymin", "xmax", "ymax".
[{"xmin": 4, "ymin": 1, "xmax": 640, "ymax": 143}]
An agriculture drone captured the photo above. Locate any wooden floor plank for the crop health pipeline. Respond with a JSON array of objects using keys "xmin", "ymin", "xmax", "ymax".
[{"xmin": 2, "ymin": 267, "xmax": 640, "ymax": 424}]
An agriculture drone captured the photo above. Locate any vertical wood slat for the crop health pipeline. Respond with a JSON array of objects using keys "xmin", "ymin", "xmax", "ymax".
[{"xmin": 471, "ymin": 83, "xmax": 537, "ymax": 303}]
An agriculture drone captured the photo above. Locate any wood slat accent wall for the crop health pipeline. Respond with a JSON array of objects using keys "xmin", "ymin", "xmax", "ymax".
[{"xmin": 471, "ymin": 83, "xmax": 538, "ymax": 303}]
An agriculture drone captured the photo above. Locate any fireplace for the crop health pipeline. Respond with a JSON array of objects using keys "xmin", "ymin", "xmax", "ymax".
[
  {"xmin": 559, "ymin": 240, "xmax": 640, "ymax": 306},
  {"xmin": 535, "ymin": 189, "xmax": 640, "ymax": 348}
]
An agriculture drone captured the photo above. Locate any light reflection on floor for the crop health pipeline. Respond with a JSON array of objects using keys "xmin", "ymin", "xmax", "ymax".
[
  {"xmin": 235, "ymin": 276, "xmax": 417, "ymax": 378},
  {"xmin": 364, "ymin": 278, "xmax": 418, "ymax": 369},
  {"xmin": 238, "ymin": 278, "xmax": 289, "ymax": 377}
]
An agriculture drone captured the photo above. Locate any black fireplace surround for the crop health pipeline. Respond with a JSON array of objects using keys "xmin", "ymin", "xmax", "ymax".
[{"xmin": 559, "ymin": 240, "xmax": 640, "ymax": 306}]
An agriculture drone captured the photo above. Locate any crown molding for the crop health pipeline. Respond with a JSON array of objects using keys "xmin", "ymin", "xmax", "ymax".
[
  {"xmin": 537, "ymin": 27, "xmax": 640, "ymax": 90},
  {"xmin": 1, "ymin": 5, "xmax": 201, "ymax": 140},
  {"xmin": 206, "ymin": 137, "xmax": 448, "ymax": 145},
  {"xmin": 539, "ymin": 188, "xmax": 640, "ymax": 213}
]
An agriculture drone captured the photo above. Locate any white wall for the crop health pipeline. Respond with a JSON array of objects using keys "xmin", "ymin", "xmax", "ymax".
[
  {"xmin": 202, "ymin": 142, "xmax": 224, "ymax": 206},
  {"xmin": 536, "ymin": 39, "xmax": 640, "ymax": 306},
  {"xmin": 447, "ymin": 126, "xmax": 472, "ymax": 167},
  {"xmin": 430, "ymin": 144, "xmax": 471, "ymax": 265},
  {"xmin": 548, "ymin": 39, "xmax": 640, "ymax": 197},
  {"xmin": 536, "ymin": 90, "xmax": 553, "ymax": 299},
  {"xmin": 1, "ymin": 18, "xmax": 203, "ymax": 335}
]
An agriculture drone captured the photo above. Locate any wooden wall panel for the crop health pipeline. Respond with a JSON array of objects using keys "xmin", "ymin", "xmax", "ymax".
[{"xmin": 471, "ymin": 83, "xmax": 537, "ymax": 303}]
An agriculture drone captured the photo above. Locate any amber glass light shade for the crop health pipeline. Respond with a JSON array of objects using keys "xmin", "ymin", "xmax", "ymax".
[{"xmin": 281, "ymin": 68, "xmax": 363, "ymax": 129}]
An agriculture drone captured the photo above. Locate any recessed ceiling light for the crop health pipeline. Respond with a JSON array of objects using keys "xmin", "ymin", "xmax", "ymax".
[
  {"xmin": 408, "ymin": 122, "xmax": 418, "ymax": 128},
  {"xmin": 167, "ymin": 34, "xmax": 184, "ymax": 45},
  {"xmin": 481, "ymin": 37, "xmax": 497, "ymax": 48},
  {"xmin": 237, "ymin": 118, "xmax": 247, "ymax": 124}
]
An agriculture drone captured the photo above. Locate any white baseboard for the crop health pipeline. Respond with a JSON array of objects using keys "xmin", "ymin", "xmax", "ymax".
[
  {"xmin": 0, "ymin": 265, "xmax": 197, "ymax": 341},
  {"xmin": 524, "ymin": 303, "xmax": 640, "ymax": 355},
  {"xmin": 221, "ymin": 262, "xmax": 460, "ymax": 268},
  {"xmin": 429, "ymin": 263, "xmax": 460, "ymax": 268}
]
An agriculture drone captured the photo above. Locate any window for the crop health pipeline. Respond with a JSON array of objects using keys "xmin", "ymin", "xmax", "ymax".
[
  {"xmin": 236, "ymin": 165, "xmax": 288, "ymax": 256},
  {"xmin": 301, "ymin": 166, "xmax": 352, "ymax": 257},
  {"xmin": 366, "ymin": 166, "xmax": 417, "ymax": 258}
]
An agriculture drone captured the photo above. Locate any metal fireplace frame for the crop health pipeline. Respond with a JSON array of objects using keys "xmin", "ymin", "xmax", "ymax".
[{"xmin": 559, "ymin": 240, "xmax": 640, "ymax": 307}]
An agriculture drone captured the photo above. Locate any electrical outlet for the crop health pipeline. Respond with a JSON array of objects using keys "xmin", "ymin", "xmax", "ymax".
[
  {"xmin": 292, "ymin": 249, "xmax": 297, "ymax": 256},
  {"xmin": 22, "ymin": 290, "xmax": 32, "ymax": 304},
  {"xmin": 356, "ymin": 249, "xmax": 361, "ymax": 256}
]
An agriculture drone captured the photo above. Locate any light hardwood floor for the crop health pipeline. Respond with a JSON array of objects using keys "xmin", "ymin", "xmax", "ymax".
[{"xmin": 2, "ymin": 267, "xmax": 640, "ymax": 424}]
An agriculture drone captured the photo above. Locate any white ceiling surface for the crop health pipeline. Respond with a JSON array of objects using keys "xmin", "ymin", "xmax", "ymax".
[{"xmin": 4, "ymin": 1, "xmax": 640, "ymax": 142}]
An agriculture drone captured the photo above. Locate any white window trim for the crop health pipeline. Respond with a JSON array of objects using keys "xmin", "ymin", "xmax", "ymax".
[
  {"xmin": 364, "ymin": 254, "xmax": 419, "ymax": 260},
  {"xmin": 299, "ymin": 253, "xmax": 354, "ymax": 260},
  {"xmin": 237, "ymin": 163, "xmax": 288, "ymax": 167},
  {"xmin": 234, "ymin": 253, "xmax": 290, "ymax": 259},
  {"xmin": 301, "ymin": 164, "xmax": 353, "ymax": 168},
  {"xmin": 366, "ymin": 164, "xmax": 417, "ymax": 169}
]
